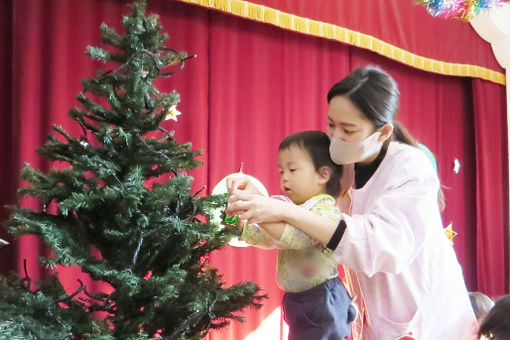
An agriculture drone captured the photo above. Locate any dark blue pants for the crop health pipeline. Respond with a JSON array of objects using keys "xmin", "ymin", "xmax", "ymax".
[{"xmin": 283, "ymin": 277, "xmax": 356, "ymax": 340}]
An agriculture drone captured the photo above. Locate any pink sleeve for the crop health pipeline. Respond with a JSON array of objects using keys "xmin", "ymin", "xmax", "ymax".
[{"xmin": 334, "ymin": 171, "xmax": 441, "ymax": 277}]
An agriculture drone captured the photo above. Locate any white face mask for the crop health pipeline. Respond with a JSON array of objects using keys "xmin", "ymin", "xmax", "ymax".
[{"xmin": 329, "ymin": 131, "xmax": 383, "ymax": 164}]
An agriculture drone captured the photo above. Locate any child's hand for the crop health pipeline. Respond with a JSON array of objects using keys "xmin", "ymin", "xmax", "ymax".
[
  {"xmin": 227, "ymin": 193, "xmax": 289, "ymax": 224},
  {"xmin": 227, "ymin": 176, "xmax": 262, "ymax": 196}
]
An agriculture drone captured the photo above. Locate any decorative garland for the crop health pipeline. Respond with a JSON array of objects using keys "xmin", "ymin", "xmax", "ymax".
[
  {"xmin": 415, "ymin": 0, "xmax": 509, "ymax": 21},
  {"xmin": 177, "ymin": 0, "xmax": 506, "ymax": 85}
]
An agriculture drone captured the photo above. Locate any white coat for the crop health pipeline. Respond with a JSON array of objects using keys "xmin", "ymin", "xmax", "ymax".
[{"xmin": 335, "ymin": 142, "xmax": 478, "ymax": 340}]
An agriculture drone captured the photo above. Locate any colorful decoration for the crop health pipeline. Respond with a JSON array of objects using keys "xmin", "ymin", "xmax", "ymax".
[
  {"xmin": 164, "ymin": 104, "xmax": 182, "ymax": 121},
  {"xmin": 444, "ymin": 223, "xmax": 458, "ymax": 243},
  {"xmin": 415, "ymin": 0, "xmax": 508, "ymax": 21},
  {"xmin": 211, "ymin": 171, "xmax": 269, "ymax": 247},
  {"xmin": 222, "ymin": 214, "xmax": 240, "ymax": 227}
]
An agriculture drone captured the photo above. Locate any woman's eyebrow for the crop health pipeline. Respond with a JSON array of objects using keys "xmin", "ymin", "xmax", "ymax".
[{"xmin": 327, "ymin": 117, "xmax": 357, "ymax": 127}]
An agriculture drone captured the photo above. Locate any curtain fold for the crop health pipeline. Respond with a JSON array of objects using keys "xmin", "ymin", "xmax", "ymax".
[
  {"xmin": 473, "ymin": 79, "xmax": 509, "ymax": 298},
  {"xmin": 0, "ymin": 0, "xmax": 14, "ymax": 274},
  {"xmin": 0, "ymin": 1, "xmax": 507, "ymax": 339}
]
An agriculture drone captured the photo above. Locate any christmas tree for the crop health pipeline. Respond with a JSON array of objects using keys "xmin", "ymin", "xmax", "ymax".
[{"xmin": 0, "ymin": 1, "xmax": 264, "ymax": 339}]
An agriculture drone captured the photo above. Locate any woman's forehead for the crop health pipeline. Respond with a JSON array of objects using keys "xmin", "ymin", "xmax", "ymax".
[{"xmin": 327, "ymin": 96, "xmax": 367, "ymax": 124}]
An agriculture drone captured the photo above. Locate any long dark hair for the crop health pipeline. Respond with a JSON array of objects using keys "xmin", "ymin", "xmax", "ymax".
[
  {"xmin": 327, "ymin": 65, "xmax": 418, "ymax": 147},
  {"xmin": 279, "ymin": 131, "xmax": 343, "ymax": 197}
]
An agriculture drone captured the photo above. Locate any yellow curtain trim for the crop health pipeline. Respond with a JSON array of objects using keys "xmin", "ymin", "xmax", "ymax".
[{"xmin": 177, "ymin": 0, "xmax": 506, "ymax": 85}]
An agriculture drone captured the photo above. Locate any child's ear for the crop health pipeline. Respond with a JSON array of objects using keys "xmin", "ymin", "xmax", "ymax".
[{"xmin": 318, "ymin": 166, "xmax": 331, "ymax": 183}]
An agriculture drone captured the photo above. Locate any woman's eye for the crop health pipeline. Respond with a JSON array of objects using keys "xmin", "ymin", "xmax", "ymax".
[
  {"xmin": 289, "ymin": 169, "xmax": 297, "ymax": 172},
  {"xmin": 344, "ymin": 130, "xmax": 356, "ymax": 135}
]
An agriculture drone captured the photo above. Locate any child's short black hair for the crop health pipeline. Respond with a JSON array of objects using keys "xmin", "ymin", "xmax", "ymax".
[{"xmin": 279, "ymin": 131, "xmax": 343, "ymax": 197}]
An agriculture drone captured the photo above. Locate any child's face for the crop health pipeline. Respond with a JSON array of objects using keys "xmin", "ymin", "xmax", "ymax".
[{"xmin": 278, "ymin": 144, "xmax": 327, "ymax": 205}]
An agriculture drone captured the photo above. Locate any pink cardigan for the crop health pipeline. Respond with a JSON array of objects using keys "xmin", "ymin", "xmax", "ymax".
[{"xmin": 336, "ymin": 142, "xmax": 477, "ymax": 340}]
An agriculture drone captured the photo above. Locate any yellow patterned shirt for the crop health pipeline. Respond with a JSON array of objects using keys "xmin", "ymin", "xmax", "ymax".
[{"xmin": 241, "ymin": 193, "xmax": 341, "ymax": 293}]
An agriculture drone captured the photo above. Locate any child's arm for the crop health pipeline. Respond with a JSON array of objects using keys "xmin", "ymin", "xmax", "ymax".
[
  {"xmin": 240, "ymin": 222, "xmax": 278, "ymax": 249},
  {"xmin": 228, "ymin": 193, "xmax": 338, "ymax": 245},
  {"xmin": 245, "ymin": 220, "xmax": 320, "ymax": 250},
  {"xmin": 258, "ymin": 222, "xmax": 285, "ymax": 241},
  {"xmin": 260, "ymin": 196, "xmax": 340, "ymax": 249},
  {"xmin": 270, "ymin": 222, "xmax": 319, "ymax": 249},
  {"xmin": 258, "ymin": 221, "xmax": 319, "ymax": 249}
]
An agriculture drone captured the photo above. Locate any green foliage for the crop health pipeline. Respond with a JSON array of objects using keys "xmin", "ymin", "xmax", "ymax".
[
  {"xmin": 2, "ymin": 1, "xmax": 265, "ymax": 339},
  {"xmin": 0, "ymin": 274, "xmax": 108, "ymax": 339}
]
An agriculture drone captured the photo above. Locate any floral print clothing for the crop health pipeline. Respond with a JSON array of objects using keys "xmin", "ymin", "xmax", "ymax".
[{"xmin": 241, "ymin": 193, "xmax": 341, "ymax": 293}]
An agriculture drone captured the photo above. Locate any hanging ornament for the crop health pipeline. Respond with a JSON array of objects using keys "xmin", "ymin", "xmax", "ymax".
[
  {"xmin": 79, "ymin": 137, "xmax": 90, "ymax": 148},
  {"xmin": 165, "ymin": 104, "xmax": 182, "ymax": 121},
  {"xmin": 453, "ymin": 158, "xmax": 461, "ymax": 174},
  {"xmin": 0, "ymin": 238, "xmax": 9, "ymax": 248},
  {"xmin": 444, "ymin": 222, "xmax": 458, "ymax": 243},
  {"xmin": 415, "ymin": 0, "xmax": 508, "ymax": 21},
  {"xmin": 211, "ymin": 171, "xmax": 269, "ymax": 247}
]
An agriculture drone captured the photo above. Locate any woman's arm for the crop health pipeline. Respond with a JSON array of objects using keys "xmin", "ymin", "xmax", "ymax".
[{"xmin": 227, "ymin": 193, "xmax": 338, "ymax": 245}]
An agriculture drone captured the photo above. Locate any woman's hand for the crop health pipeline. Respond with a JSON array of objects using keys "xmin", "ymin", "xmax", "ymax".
[{"xmin": 226, "ymin": 192, "xmax": 290, "ymax": 224}]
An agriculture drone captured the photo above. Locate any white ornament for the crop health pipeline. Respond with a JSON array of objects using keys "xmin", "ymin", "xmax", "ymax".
[
  {"xmin": 211, "ymin": 173, "xmax": 269, "ymax": 247},
  {"xmin": 0, "ymin": 238, "xmax": 9, "ymax": 248},
  {"xmin": 165, "ymin": 104, "xmax": 182, "ymax": 121},
  {"xmin": 453, "ymin": 158, "xmax": 461, "ymax": 174}
]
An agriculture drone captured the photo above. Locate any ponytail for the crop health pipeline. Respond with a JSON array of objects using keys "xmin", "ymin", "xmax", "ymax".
[
  {"xmin": 328, "ymin": 66, "xmax": 418, "ymax": 149},
  {"xmin": 392, "ymin": 121, "xmax": 418, "ymax": 147},
  {"xmin": 392, "ymin": 121, "xmax": 447, "ymax": 210}
]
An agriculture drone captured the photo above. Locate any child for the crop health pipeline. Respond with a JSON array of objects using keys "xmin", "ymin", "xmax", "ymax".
[{"xmin": 240, "ymin": 131, "xmax": 356, "ymax": 340}]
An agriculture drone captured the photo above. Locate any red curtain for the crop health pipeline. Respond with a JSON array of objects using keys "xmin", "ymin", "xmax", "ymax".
[
  {"xmin": 0, "ymin": 1, "xmax": 507, "ymax": 339},
  {"xmin": 0, "ymin": 0, "xmax": 14, "ymax": 274},
  {"xmin": 182, "ymin": 0, "xmax": 504, "ymax": 73},
  {"xmin": 473, "ymin": 79, "xmax": 509, "ymax": 297}
]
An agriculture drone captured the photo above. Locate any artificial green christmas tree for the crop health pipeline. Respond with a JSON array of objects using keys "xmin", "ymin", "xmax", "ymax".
[{"xmin": 0, "ymin": 1, "xmax": 264, "ymax": 339}]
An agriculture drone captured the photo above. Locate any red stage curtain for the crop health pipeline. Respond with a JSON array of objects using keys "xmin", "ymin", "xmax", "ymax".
[
  {"xmin": 241, "ymin": 0, "xmax": 504, "ymax": 71},
  {"xmin": 473, "ymin": 79, "xmax": 509, "ymax": 298},
  {"xmin": 0, "ymin": 1, "xmax": 507, "ymax": 339},
  {"xmin": 177, "ymin": 0, "xmax": 505, "ymax": 81},
  {"xmin": 0, "ymin": 0, "xmax": 14, "ymax": 273}
]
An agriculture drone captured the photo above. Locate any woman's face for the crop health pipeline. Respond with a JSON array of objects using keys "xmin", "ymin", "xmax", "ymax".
[{"xmin": 326, "ymin": 95, "xmax": 375, "ymax": 142}]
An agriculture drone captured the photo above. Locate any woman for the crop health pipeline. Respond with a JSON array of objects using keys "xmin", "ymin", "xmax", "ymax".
[{"xmin": 227, "ymin": 66, "xmax": 477, "ymax": 339}]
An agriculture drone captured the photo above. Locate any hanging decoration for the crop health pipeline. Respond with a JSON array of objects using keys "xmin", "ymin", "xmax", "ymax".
[
  {"xmin": 444, "ymin": 223, "xmax": 458, "ymax": 243},
  {"xmin": 164, "ymin": 104, "xmax": 182, "ymax": 121},
  {"xmin": 415, "ymin": 0, "xmax": 508, "ymax": 21},
  {"xmin": 211, "ymin": 169, "xmax": 269, "ymax": 248}
]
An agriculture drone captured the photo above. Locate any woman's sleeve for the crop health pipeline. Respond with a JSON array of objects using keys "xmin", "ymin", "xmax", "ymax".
[
  {"xmin": 334, "ymin": 170, "xmax": 441, "ymax": 277},
  {"xmin": 279, "ymin": 196, "xmax": 340, "ymax": 249}
]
